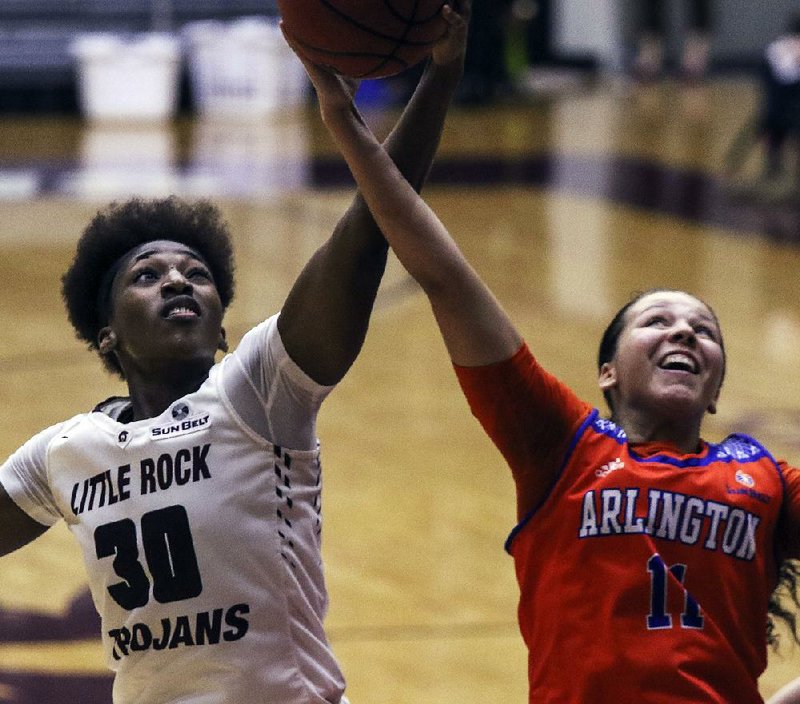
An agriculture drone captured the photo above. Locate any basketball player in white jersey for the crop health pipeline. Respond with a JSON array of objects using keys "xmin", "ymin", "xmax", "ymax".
[{"xmin": 0, "ymin": 4, "xmax": 470, "ymax": 702}]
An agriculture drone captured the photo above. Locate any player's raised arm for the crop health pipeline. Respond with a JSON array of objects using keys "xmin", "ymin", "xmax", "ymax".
[
  {"xmin": 283, "ymin": 13, "xmax": 522, "ymax": 368},
  {"xmin": 277, "ymin": 1, "xmax": 471, "ymax": 385}
]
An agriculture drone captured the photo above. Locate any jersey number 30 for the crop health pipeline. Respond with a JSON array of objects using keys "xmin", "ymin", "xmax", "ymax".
[
  {"xmin": 94, "ymin": 505, "xmax": 203, "ymax": 610},
  {"xmin": 647, "ymin": 553, "xmax": 704, "ymax": 630}
]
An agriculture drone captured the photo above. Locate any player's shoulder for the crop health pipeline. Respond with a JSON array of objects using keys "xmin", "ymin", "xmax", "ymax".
[
  {"xmin": 713, "ymin": 433, "xmax": 776, "ymax": 464},
  {"xmin": 236, "ymin": 315, "xmax": 278, "ymax": 352},
  {"xmin": 10, "ymin": 412, "xmax": 89, "ymax": 464}
]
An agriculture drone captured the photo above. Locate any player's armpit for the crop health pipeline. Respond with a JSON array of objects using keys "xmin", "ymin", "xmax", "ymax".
[
  {"xmin": 0, "ymin": 481, "xmax": 48, "ymax": 557},
  {"xmin": 767, "ymin": 677, "xmax": 800, "ymax": 704}
]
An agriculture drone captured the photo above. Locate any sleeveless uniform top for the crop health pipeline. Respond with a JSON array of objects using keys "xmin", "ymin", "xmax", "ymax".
[
  {"xmin": 0, "ymin": 316, "xmax": 346, "ymax": 704},
  {"xmin": 510, "ymin": 411, "xmax": 784, "ymax": 703},
  {"xmin": 455, "ymin": 343, "xmax": 800, "ymax": 704}
]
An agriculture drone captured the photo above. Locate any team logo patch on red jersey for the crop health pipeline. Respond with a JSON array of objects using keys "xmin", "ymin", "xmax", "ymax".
[
  {"xmin": 596, "ymin": 458, "xmax": 624, "ymax": 478},
  {"xmin": 735, "ymin": 470, "xmax": 755, "ymax": 488}
]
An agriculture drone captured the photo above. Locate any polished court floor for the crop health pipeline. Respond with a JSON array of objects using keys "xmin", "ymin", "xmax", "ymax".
[{"xmin": 1, "ymin": 73, "xmax": 800, "ymax": 702}]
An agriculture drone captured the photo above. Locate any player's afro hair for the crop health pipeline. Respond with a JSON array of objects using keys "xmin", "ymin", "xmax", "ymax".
[{"xmin": 61, "ymin": 196, "xmax": 236, "ymax": 377}]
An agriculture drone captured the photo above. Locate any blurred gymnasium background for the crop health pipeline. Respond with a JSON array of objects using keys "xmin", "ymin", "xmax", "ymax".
[{"xmin": 1, "ymin": 1, "xmax": 800, "ymax": 702}]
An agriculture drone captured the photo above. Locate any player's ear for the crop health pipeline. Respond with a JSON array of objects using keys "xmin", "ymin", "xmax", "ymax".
[
  {"xmin": 218, "ymin": 327, "xmax": 228, "ymax": 353},
  {"xmin": 707, "ymin": 385, "xmax": 721, "ymax": 415},
  {"xmin": 98, "ymin": 327, "xmax": 117, "ymax": 355},
  {"xmin": 598, "ymin": 362, "xmax": 617, "ymax": 393}
]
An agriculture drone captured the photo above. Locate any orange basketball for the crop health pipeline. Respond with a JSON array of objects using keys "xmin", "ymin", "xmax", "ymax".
[{"xmin": 277, "ymin": 0, "xmax": 449, "ymax": 79}]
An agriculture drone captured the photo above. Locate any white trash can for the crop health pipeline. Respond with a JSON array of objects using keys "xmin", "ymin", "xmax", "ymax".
[
  {"xmin": 72, "ymin": 33, "xmax": 182, "ymax": 122},
  {"xmin": 183, "ymin": 17, "xmax": 307, "ymax": 119}
]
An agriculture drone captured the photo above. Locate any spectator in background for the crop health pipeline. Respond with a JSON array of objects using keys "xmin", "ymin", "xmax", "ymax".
[
  {"xmin": 634, "ymin": 0, "xmax": 712, "ymax": 80},
  {"xmin": 510, "ymin": 0, "xmax": 597, "ymax": 97},
  {"xmin": 518, "ymin": 0, "xmax": 553, "ymax": 70},
  {"xmin": 457, "ymin": 0, "xmax": 513, "ymax": 104},
  {"xmin": 760, "ymin": 12, "xmax": 800, "ymax": 182}
]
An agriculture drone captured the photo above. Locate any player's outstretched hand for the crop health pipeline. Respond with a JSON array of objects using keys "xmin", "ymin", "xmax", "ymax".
[
  {"xmin": 431, "ymin": 0, "xmax": 470, "ymax": 67},
  {"xmin": 280, "ymin": 22, "xmax": 359, "ymax": 114}
]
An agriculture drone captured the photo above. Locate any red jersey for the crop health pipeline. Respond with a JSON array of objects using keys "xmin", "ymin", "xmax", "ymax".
[{"xmin": 455, "ymin": 343, "xmax": 800, "ymax": 704}]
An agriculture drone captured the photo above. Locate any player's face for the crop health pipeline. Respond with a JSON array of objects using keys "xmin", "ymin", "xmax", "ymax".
[
  {"xmin": 599, "ymin": 291, "xmax": 725, "ymax": 419},
  {"xmin": 103, "ymin": 240, "xmax": 225, "ymax": 376}
]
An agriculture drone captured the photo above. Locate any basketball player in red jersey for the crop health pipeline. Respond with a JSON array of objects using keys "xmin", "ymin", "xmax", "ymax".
[{"xmin": 287, "ymin": 23, "xmax": 800, "ymax": 703}]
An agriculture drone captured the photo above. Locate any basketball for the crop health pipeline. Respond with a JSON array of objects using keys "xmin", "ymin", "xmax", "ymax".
[{"xmin": 277, "ymin": 0, "xmax": 449, "ymax": 79}]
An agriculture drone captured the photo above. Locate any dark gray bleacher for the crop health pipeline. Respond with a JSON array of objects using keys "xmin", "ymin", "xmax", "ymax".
[{"xmin": 0, "ymin": 0, "xmax": 278, "ymax": 111}]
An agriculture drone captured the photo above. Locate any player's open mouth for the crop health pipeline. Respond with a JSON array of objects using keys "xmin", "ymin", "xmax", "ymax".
[
  {"xmin": 658, "ymin": 352, "xmax": 698, "ymax": 374},
  {"xmin": 162, "ymin": 298, "xmax": 201, "ymax": 319},
  {"xmin": 166, "ymin": 307, "xmax": 198, "ymax": 319}
]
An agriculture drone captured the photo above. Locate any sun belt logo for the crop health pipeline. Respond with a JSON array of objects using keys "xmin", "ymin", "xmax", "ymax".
[
  {"xmin": 596, "ymin": 457, "xmax": 624, "ymax": 478},
  {"xmin": 172, "ymin": 402, "xmax": 190, "ymax": 420},
  {"xmin": 152, "ymin": 406, "xmax": 211, "ymax": 440},
  {"xmin": 735, "ymin": 470, "xmax": 755, "ymax": 488}
]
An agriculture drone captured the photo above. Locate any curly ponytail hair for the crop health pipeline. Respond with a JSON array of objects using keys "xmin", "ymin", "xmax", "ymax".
[{"xmin": 769, "ymin": 560, "xmax": 800, "ymax": 649}]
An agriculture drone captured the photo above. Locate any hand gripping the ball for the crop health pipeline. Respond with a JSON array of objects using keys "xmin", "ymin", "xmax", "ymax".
[
  {"xmin": 431, "ymin": 0, "xmax": 471, "ymax": 68},
  {"xmin": 277, "ymin": 0, "xmax": 455, "ymax": 79}
]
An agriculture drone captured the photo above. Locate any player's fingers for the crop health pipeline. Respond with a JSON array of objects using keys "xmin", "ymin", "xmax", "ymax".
[
  {"xmin": 443, "ymin": 0, "xmax": 471, "ymax": 24},
  {"xmin": 343, "ymin": 77, "xmax": 361, "ymax": 95}
]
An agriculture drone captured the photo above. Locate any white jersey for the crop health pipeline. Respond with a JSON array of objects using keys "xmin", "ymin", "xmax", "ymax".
[{"xmin": 0, "ymin": 315, "xmax": 347, "ymax": 704}]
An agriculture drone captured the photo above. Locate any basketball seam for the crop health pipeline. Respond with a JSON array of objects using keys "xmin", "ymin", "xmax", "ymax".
[
  {"xmin": 289, "ymin": 0, "xmax": 446, "ymax": 78},
  {"xmin": 383, "ymin": 0, "xmax": 446, "ymax": 24},
  {"xmin": 368, "ymin": 0, "xmax": 423, "ymax": 78},
  {"xmin": 289, "ymin": 34, "xmax": 407, "ymax": 76},
  {"xmin": 317, "ymin": 0, "xmax": 439, "ymax": 45}
]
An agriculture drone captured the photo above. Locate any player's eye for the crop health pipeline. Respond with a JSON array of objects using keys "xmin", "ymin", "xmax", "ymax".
[
  {"xmin": 187, "ymin": 268, "xmax": 211, "ymax": 281},
  {"xmin": 133, "ymin": 269, "xmax": 158, "ymax": 283},
  {"xmin": 644, "ymin": 315, "xmax": 668, "ymax": 327},
  {"xmin": 694, "ymin": 324, "xmax": 716, "ymax": 339}
]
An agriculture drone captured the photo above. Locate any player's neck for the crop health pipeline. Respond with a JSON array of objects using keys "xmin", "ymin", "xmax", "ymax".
[
  {"xmin": 615, "ymin": 407, "xmax": 704, "ymax": 454},
  {"xmin": 124, "ymin": 362, "xmax": 212, "ymax": 421}
]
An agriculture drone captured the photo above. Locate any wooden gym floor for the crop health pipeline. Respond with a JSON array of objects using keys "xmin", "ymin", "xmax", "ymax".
[{"xmin": 1, "ymin": 74, "xmax": 800, "ymax": 702}]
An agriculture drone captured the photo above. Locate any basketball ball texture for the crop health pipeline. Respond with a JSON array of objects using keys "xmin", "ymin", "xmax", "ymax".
[{"xmin": 277, "ymin": 0, "xmax": 449, "ymax": 79}]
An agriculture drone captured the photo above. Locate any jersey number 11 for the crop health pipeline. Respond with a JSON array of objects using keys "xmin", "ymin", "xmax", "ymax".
[{"xmin": 646, "ymin": 553, "xmax": 704, "ymax": 630}]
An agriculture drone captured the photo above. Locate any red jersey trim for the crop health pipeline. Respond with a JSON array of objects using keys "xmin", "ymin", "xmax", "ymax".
[{"xmin": 505, "ymin": 413, "xmax": 788, "ymax": 555}]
